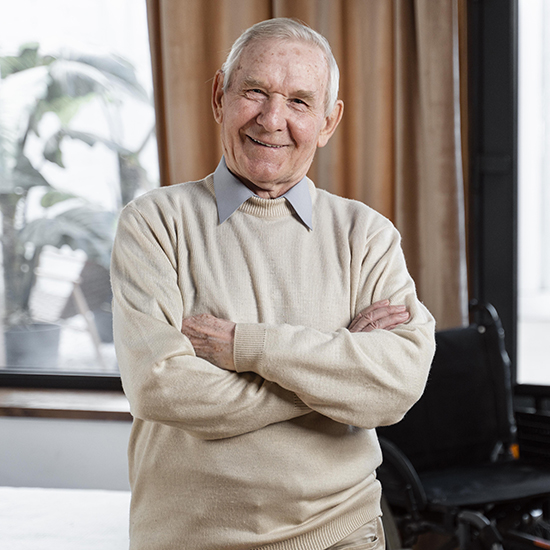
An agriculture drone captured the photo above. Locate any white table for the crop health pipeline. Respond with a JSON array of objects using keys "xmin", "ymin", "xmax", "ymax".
[{"xmin": 0, "ymin": 486, "xmax": 130, "ymax": 550}]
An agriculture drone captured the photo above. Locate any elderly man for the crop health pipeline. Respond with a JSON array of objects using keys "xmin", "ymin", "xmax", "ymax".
[{"xmin": 111, "ymin": 18, "xmax": 435, "ymax": 550}]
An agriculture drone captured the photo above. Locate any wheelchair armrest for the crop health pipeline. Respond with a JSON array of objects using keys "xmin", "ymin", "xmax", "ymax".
[{"xmin": 378, "ymin": 437, "xmax": 428, "ymax": 514}]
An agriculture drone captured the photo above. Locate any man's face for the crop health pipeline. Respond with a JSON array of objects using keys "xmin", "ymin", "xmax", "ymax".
[{"xmin": 212, "ymin": 39, "xmax": 343, "ymax": 198}]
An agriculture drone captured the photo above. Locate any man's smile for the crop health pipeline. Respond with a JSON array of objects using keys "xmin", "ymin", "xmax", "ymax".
[{"xmin": 248, "ymin": 136, "xmax": 287, "ymax": 148}]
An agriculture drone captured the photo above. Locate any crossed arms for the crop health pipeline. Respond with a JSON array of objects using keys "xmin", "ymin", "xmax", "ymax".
[
  {"xmin": 111, "ymin": 201, "xmax": 435, "ymax": 440},
  {"xmin": 180, "ymin": 300, "xmax": 410, "ymax": 372}
]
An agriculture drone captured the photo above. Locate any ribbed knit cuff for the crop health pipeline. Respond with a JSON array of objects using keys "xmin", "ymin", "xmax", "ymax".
[{"xmin": 233, "ymin": 323, "xmax": 267, "ymax": 373}]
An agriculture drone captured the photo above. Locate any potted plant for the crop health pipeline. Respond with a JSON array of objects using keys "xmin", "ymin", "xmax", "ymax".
[{"xmin": 0, "ymin": 44, "xmax": 155, "ymax": 368}]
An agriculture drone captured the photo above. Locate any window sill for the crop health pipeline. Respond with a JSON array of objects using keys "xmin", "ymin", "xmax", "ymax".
[{"xmin": 0, "ymin": 388, "xmax": 132, "ymax": 421}]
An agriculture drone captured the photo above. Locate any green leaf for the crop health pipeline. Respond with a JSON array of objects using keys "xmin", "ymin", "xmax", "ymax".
[
  {"xmin": 43, "ymin": 132, "xmax": 65, "ymax": 168},
  {"xmin": 49, "ymin": 94, "xmax": 95, "ymax": 126},
  {"xmin": 0, "ymin": 43, "xmax": 41, "ymax": 78},
  {"xmin": 40, "ymin": 190, "xmax": 77, "ymax": 208},
  {"xmin": 20, "ymin": 206, "xmax": 116, "ymax": 269},
  {"xmin": 47, "ymin": 59, "xmax": 104, "ymax": 99},
  {"xmin": 64, "ymin": 128, "xmax": 133, "ymax": 154},
  {"xmin": 45, "ymin": 54, "xmax": 148, "ymax": 105},
  {"xmin": 71, "ymin": 52, "xmax": 149, "ymax": 102},
  {"xmin": 60, "ymin": 128, "xmax": 99, "ymax": 147},
  {"xmin": 42, "ymin": 127, "xmax": 134, "ymax": 170},
  {"xmin": 12, "ymin": 154, "xmax": 51, "ymax": 190}
]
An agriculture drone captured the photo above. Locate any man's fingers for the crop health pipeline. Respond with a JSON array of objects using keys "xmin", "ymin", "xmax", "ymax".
[
  {"xmin": 348, "ymin": 300, "xmax": 388, "ymax": 331},
  {"xmin": 348, "ymin": 302, "xmax": 409, "ymax": 333},
  {"xmin": 350, "ymin": 311, "xmax": 409, "ymax": 333},
  {"xmin": 349, "ymin": 302, "xmax": 398, "ymax": 331}
]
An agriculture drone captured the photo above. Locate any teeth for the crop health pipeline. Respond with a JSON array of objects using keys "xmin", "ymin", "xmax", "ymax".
[{"xmin": 250, "ymin": 137, "xmax": 284, "ymax": 148}]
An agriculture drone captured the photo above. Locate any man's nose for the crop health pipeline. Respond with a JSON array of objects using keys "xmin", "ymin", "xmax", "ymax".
[{"xmin": 256, "ymin": 96, "xmax": 287, "ymax": 132}]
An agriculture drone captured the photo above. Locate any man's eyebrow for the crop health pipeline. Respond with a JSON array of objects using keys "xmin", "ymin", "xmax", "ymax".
[
  {"xmin": 241, "ymin": 77, "xmax": 318, "ymax": 103},
  {"xmin": 242, "ymin": 77, "xmax": 267, "ymax": 90},
  {"xmin": 292, "ymin": 89, "xmax": 317, "ymax": 102}
]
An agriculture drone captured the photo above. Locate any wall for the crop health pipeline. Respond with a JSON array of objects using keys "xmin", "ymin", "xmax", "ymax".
[{"xmin": 0, "ymin": 416, "xmax": 131, "ymax": 491}]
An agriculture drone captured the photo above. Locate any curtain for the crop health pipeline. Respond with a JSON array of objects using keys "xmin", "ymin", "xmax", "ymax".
[{"xmin": 146, "ymin": 0, "xmax": 468, "ymax": 329}]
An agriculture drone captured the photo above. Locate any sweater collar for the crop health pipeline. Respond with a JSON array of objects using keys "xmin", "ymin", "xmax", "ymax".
[{"xmin": 213, "ymin": 157, "xmax": 313, "ymax": 230}]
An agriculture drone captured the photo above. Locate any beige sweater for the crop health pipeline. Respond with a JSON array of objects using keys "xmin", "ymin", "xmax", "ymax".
[{"xmin": 111, "ymin": 174, "xmax": 435, "ymax": 550}]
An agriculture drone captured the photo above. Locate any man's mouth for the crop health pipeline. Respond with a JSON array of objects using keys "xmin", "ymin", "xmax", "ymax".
[{"xmin": 248, "ymin": 136, "xmax": 285, "ymax": 148}]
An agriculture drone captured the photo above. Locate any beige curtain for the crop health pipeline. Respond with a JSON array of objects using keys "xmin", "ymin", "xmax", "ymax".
[{"xmin": 146, "ymin": 0, "xmax": 468, "ymax": 329}]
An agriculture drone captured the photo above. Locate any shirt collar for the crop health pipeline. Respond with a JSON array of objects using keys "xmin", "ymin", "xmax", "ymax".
[{"xmin": 213, "ymin": 157, "xmax": 313, "ymax": 230}]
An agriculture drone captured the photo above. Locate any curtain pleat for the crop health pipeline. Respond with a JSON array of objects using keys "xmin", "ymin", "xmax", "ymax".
[
  {"xmin": 393, "ymin": 0, "xmax": 468, "ymax": 327},
  {"xmin": 146, "ymin": 0, "xmax": 468, "ymax": 328}
]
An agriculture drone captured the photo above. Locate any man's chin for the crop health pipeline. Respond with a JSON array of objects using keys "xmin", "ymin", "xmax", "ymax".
[
  {"xmin": 235, "ymin": 167, "xmax": 286, "ymax": 189},
  {"xmin": 242, "ymin": 173, "xmax": 296, "ymax": 198},
  {"xmin": 226, "ymin": 158, "xmax": 300, "ymax": 197}
]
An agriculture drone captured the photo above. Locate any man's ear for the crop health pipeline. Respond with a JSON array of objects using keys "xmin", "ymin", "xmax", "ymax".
[
  {"xmin": 317, "ymin": 100, "xmax": 344, "ymax": 148},
  {"xmin": 212, "ymin": 70, "xmax": 225, "ymax": 124}
]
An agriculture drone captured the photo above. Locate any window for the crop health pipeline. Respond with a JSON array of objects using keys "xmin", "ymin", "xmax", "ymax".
[
  {"xmin": 517, "ymin": 0, "xmax": 550, "ymax": 385},
  {"xmin": 0, "ymin": 0, "xmax": 158, "ymax": 383}
]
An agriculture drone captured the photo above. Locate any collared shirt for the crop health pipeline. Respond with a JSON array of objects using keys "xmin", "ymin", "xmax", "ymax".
[{"xmin": 213, "ymin": 157, "xmax": 313, "ymax": 230}]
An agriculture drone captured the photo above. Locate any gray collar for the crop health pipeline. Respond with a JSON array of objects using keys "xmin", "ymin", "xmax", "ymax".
[{"xmin": 213, "ymin": 157, "xmax": 313, "ymax": 230}]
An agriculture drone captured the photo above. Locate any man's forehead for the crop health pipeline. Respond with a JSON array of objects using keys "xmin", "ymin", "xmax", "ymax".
[
  {"xmin": 234, "ymin": 39, "xmax": 328, "ymax": 92},
  {"xmin": 241, "ymin": 38, "xmax": 323, "ymax": 67}
]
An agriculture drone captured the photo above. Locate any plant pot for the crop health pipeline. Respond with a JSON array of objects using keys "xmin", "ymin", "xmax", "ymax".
[{"xmin": 3, "ymin": 322, "xmax": 61, "ymax": 370}]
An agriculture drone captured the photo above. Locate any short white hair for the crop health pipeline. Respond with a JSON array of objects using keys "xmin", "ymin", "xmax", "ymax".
[{"xmin": 221, "ymin": 18, "xmax": 340, "ymax": 116}]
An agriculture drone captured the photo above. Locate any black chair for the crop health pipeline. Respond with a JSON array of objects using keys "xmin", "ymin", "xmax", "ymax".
[{"xmin": 377, "ymin": 303, "xmax": 550, "ymax": 550}]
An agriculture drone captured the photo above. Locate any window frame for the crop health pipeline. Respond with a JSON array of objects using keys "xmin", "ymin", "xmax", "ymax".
[
  {"xmin": 0, "ymin": 371, "xmax": 123, "ymax": 391},
  {"xmin": 468, "ymin": 0, "xmax": 518, "ymax": 373},
  {"xmin": 469, "ymin": 0, "xmax": 550, "ymax": 397}
]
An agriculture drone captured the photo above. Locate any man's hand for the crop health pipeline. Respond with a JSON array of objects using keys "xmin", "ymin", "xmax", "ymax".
[
  {"xmin": 181, "ymin": 314, "xmax": 236, "ymax": 371},
  {"xmin": 181, "ymin": 301, "xmax": 408, "ymax": 371},
  {"xmin": 348, "ymin": 300, "xmax": 410, "ymax": 333}
]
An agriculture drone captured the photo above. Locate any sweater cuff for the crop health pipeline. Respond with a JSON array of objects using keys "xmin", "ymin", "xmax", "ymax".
[{"xmin": 233, "ymin": 323, "xmax": 267, "ymax": 373}]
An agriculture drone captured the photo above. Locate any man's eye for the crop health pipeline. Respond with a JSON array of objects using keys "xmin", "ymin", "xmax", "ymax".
[
  {"xmin": 291, "ymin": 98, "xmax": 307, "ymax": 106},
  {"xmin": 243, "ymin": 89, "xmax": 265, "ymax": 100}
]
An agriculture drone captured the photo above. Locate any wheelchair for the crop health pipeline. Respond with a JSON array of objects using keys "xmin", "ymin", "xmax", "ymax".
[{"xmin": 377, "ymin": 303, "xmax": 550, "ymax": 550}]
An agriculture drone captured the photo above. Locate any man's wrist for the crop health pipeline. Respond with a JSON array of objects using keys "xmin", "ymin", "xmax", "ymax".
[{"xmin": 233, "ymin": 323, "xmax": 267, "ymax": 373}]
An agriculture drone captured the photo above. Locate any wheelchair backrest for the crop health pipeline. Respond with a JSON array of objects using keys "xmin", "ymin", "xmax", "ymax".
[{"xmin": 378, "ymin": 305, "xmax": 516, "ymax": 472}]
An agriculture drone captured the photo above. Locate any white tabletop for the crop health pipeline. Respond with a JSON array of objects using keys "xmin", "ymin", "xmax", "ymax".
[{"xmin": 0, "ymin": 486, "xmax": 130, "ymax": 550}]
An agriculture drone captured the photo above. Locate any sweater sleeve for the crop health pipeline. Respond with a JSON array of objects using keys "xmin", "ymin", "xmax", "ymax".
[
  {"xmin": 233, "ymin": 224, "xmax": 436, "ymax": 430},
  {"xmin": 111, "ymin": 203, "xmax": 311, "ymax": 440}
]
